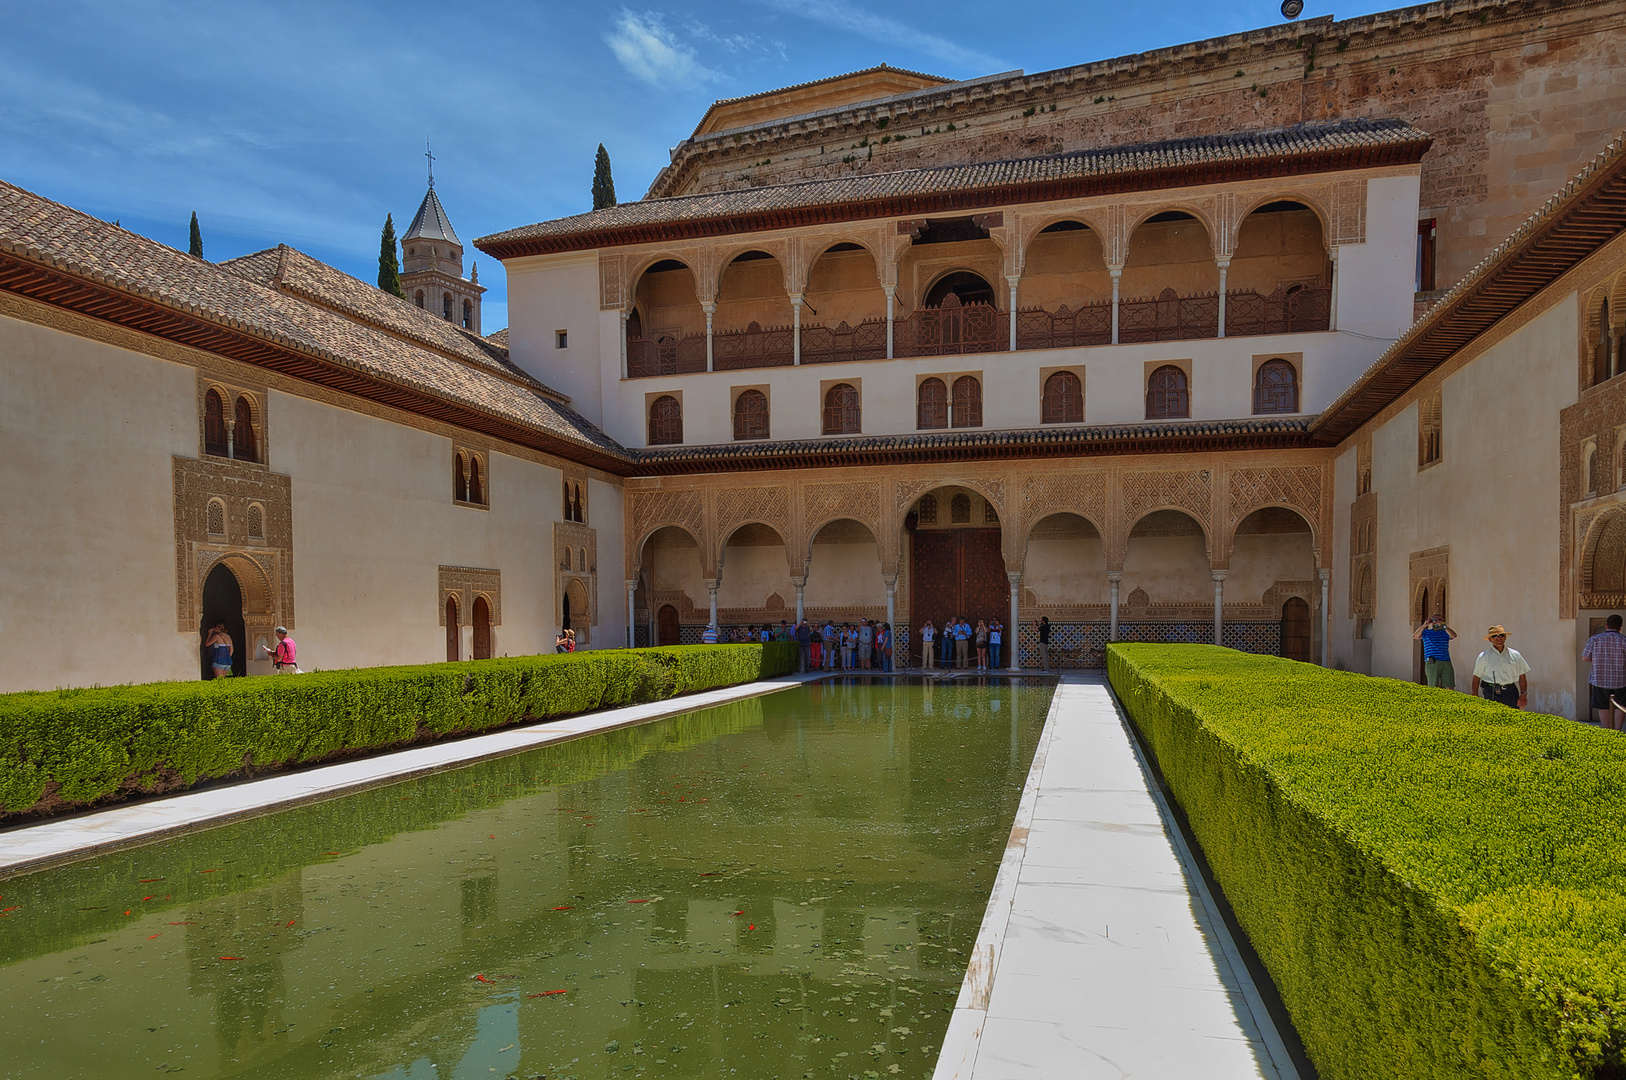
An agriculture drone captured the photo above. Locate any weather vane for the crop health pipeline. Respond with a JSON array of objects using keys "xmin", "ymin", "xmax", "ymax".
[{"xmin": 425, "ymin": 141, "xmax": 436, "ymax": 190}]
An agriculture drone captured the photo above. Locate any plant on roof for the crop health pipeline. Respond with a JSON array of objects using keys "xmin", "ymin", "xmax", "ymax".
[
  {"xmin": 377, "ymin": 214, "xmax": 404, "ymax": 298},
  {"xmin": 592, "ymin": 143, "xmax": 617, "ymax": 211}
]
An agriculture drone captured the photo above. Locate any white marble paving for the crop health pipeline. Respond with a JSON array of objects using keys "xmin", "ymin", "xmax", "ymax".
[
  {"xmin": 0, "ymin": 672, "xmax": 820, "ymax": 877},
  {"xmin": 934, "ymin": 675, "xmax": 1299, "ymax": 1080}
]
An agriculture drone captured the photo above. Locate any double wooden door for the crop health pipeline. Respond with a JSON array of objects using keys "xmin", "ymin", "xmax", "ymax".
[
  {"xmin": 911, "ymin": 528, "xmax": 1010, "ymax": 628},
  {"xmin": 1281, "ymin": 597, "xmax": 1312, "ymax": 662}
]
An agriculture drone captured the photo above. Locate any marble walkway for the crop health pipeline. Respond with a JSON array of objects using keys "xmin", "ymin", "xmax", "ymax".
[{"xmin": 933, "ymin": 673, "xmax": 1301, "ymax": 1080}]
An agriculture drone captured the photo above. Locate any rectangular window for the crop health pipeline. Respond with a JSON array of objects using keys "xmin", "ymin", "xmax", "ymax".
[
  {"xmin": 556, "ymin": 330, "xmax": 569, "ymax": 349},
  {"xmin": 1416, "ymin": 219, "xmax": 1437, "ymax": 293},
  {"xmin": 1418, "ymin": 391, "xmax": 1443, "ymax": 468}
]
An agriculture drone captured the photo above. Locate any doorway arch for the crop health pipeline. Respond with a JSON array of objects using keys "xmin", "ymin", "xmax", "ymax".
[
  {"xmin": 446, "ymin": 595, "xmax": 460, "ymax": 662},
  {"xmin": 657, "ymin": 604, "xmax": 681, "ymax": 646},
  {"xmin": 200, "ymin": 562, "xmax": 247, "ymax": 679},
  {"xmin": 473, "ymin": 596, "xmax": 492, "ymax": 660},
  {"xmin": 1281, "ymin": 597, "xmax": 1311, "ymax": 662}
]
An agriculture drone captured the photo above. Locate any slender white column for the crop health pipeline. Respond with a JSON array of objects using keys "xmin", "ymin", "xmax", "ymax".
[
  {"xmin": 1007, "ymin": 571, "xmax": 1021, "ymax": 671},
  {"xmin": 225, "ymin": 420, "xmax": 235, "ymax": 459},
  {"xmin": 1107, "ymin": 571, "xmax": 1122, "ymax": 642},
  {"xmin": 883, "ymin": 574, "xmax": 897, "ymax": 632},
  {"xmin": 1212, "ymin": 571, "xmax": 1227, "ymax": 648},
  {"xmin": 620, "ymin": 309, "xmax": 630, "ymax": 379},
  {"xmin": 1319, "ymin": 569, "xmax": 1332, "ymax": 667},
  {"xmin": 792, "ymin": 576, "xmax": 806, "ymax": 623},
  {"xmin": 883, "ymin": 285, "xmax": 896, "ymax": 359},
  {"xmin": 702, "ymin": 302, "xmax": 716, "ymax": 372},
  {"xmin": 1216, "ymin": 256, "xmax": 1230, "ymax": 338},
  {"xmin": 791, "ymin": 294, "xmax": 804, "ymax": 365},
  {"xmin": 1006, "ymin": 275, "xmax": 1020, "ymax": 352},
  {"xmin": 705, "ymin": 578, "xmax": 719, "ymax": 633},
  {"xmin": 1328, "ymin": 247, "xmax": 1340, "ymax": 331},
  {"xmin": 626, "ymin": 580, "xmax": 637, "ymax": 648},
  {"xmin": 1109, "ymin": 266, "xmax": 1123, "ymax": 345}
]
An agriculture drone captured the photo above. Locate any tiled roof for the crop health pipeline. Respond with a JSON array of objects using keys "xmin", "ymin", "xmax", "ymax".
[
  {"xmin": 485, "ymin": 327, "xmax": 509, "ymax": 348},
  {"xmin": 479, "ymin": 119, "xmax": 1429, "ymax": 257},
  {"xmin": 403, "ymin": 187, "xmax": 460, "ymax": 245},
  {"xmin": 219, "ymin": 244, "xmax": 562, "ymax": 400},
  {"xmin": 0, "ymin": 178, "xmax": 622, "ymax": 460},
  {"xmin": 708, "ymin": 64, "xmax": 952, "ymax": 109}
]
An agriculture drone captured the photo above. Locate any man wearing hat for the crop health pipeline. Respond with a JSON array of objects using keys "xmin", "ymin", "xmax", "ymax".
[{"xmin": 1470, "ymin": 626, "xmax": 1529, "ymax": 709}]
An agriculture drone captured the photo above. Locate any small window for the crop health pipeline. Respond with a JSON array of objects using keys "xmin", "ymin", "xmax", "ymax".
[
  {"xmin": 1253, "ymin": 360, "xmax": 1299, "ymax": 415},
  {"xmin": 204, "ymin": 389, "xmax": 228, "ymax": 456},
  {"xmin": 951, "ymin": 376, "xmax": 982, "ymax": 428},
  {"xmin": 984, "ymin": 502, "xmax": 999, "ymax": 524},
  {"xmin": 733, "ymin": 389, "xmax": 769, "ymax": 440},
  {"xmin": 1595, "ymin": 298, "xmax": 1614, "ymax": 388},
  {"xmin": 455, "ymin": 453, "xmax": 469, "ymax": 502},
  {"xmin": 233, "ymin": 396, "xmax": 258, "ymax": 462},
  {"xmin": 206, "ymin": 498, "xmax": 226, "ymax": 537},
  {"xmin": 469, "ymin": 456, "xmax": 484, "ymax": 505},
  {"xmin": 1419, "ymin": 391, "xmax": 1443, "ymax": 467},
  {"xmin": 1416, "ymin": 219, "xmax": 1437, "ymax": 293},
  {"xmin": 575, "ymin": 483, "xmax": 585, "ymax": 523},
  {"xmin": 1146, "ymin": 365, "xmax": 1189, "ymax": 420},
  {"xmin": 247, "ymin": 503, "xmax": 264, "ymax": 540},
  {"xmin": 442, "ymin": 293, "xmax": 453, "ymax": 321},
  {"xmin": 1041, "ymin": 371, "xmax": 1083, "ymax": 424},
  {"xmin": 823, "ymin": 383, "xmax": 860, "ymax": 435},
  {"xmin": 578, "ymin": 549, "xmax": 587, "ymax": 572},
  {"xmin": 950, "ymin": 493, "xmax": 971, "ymax": 524},
  {"xmin": 918, "ymin": 494, "xmax": 938, "ymax": 525},
  {"xmin": 415, "ymin": 291, "xmax": 425, "ymax": 308},
  {"xmin": 649, "ymin": 395, "xmax": 683, "ymax": 445},
  {"xmin": 917, "ymin": 378, "xmax": 947, "ymax": 430},
  {"xmin": 462, "ymin": 300, "xmax": 474, "ymax": 329},
  {"xmin": 556, "ymin": 330, "xmax": 569, "ymax": 349}
]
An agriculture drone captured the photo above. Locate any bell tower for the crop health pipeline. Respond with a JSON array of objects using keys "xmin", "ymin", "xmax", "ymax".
[{"xmin": 399, "ymin": 145, "xmax": 485, "ymax": 334}]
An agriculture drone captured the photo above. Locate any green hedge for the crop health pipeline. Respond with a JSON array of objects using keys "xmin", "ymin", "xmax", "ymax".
[
  {"xmin": 1108, "ymin": 644, "xmax": 1626, "ymax": 1080},
  {"xmin": 0, "ymin": 643, "xmax": 796, "ymax": 817}
]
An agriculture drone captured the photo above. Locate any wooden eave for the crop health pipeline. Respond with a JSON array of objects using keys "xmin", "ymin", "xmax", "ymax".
[
  {"xmin": 1311, "ymin": 146, "xmax": 1626, "ymax": 445},
  {"xmin": 0, "ymin": 252, "xmax": 634, "ymax": 476},
  {"xmin": 477, "ymin": 139, "xmax": 1431, "ymax": 261}
]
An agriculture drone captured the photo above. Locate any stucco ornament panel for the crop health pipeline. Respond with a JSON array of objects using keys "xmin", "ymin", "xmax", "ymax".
[
  {"xmin": 805, "ymin": 481, "xmax": 882, "ymax": 537},
  {"xmin": 554, "ymin": 522, "xmax": 598, "ymax": 644},
  {"xmin": 1331, "ymin": 179, "xmax": 1369, "ymax": 246},
  {"xmin": 599, "ymin": 252, "xmax": 627, "ymax": 310},
  {"xmin": 1122, "ymin": 469, "xmax": 1212, "ymax": 532},
  {"xmin": 1228, "ymin": 465, "xmax": 1324, "ymax": 558},
  {"xmin": 628, "ymin": 488, "xmax": 706, "ymax": 562},
  {"xmin": 439, "ymin": 566, "xmax": 502, "ymax": 627},
  {"xmin": 717, "ymin": 486, "xmax": 792, "ymax": 544},
  {"xmin": 1022, "ymin": 473, "xmax": 1108, "ymax": 531},
  {"xmin": 173, "ymin": 456, "xmax": 294, "ymax": 633}
]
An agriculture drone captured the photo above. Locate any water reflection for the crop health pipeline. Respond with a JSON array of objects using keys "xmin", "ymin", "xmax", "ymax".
[{"xmin": 0, "ymin": 679, "xmax": 1051, "ymax": 1079}]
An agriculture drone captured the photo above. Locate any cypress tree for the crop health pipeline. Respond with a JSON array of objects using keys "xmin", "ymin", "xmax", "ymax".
[
  {"xmin": 378, "ymin": 213, "xmax": 404, "ymax": 297},
  {"xmin": 592, "ymin": 144, "xmax": 617, "ymax": 211},
  {"xmin": 188, "ymin": 212, "xmax": 203, "ymax": 259}
]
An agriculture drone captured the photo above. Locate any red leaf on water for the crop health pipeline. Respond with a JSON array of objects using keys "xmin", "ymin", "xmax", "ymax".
[
  {"xmin": 552, "ymin": 906, "xmax": 574, "ymax": 911},
  {"xmin": 488, "ymin": 835, "xmax": 496, "ymax": 839},
  {"xmin": 219, "ymin": 956, "xmax": 241, "ymax": 961},
  {"xmin": 730, "ymin": 911, "xmax": 744, "ymax": 917},
  {"xmin": 322, "ymin": 851, "xmax": 341, "ymax": 856},
  {"xmin": 200, "ymin": 869, "xmax": 221, "ymax": 873},
  {"xmin": 475, "ymin": 974, "xmax": 493, "ymax": 983},
  {"xmin": 628, "ymin": 899, "xmax": 650, "ymax": 904},
  {"xmin": 0, "ymin": 906, "xmax": 19, "ymax": 913},
  {"xmin": 285, "ymin": 920, "xmax": 296, "ymax": 927},
  {"xmin": 141, "ymin": 895, "xmax": 156, "ymax": 901},
  {"xmin": 748, "ymin": 924, "xmax": 756, "ymax": 930},
  {"xmin": 123, "ymin": 910, "xmax": 132, "ymax": 916},
  {"xmin": 148, "ymin": 934, "xmax": 161, "ymax": 939},
  {"xmin": 700, "ymin": 872, "xmax": 719, "ymax": 877},
  {"xmin": 528, "ymin": 989, "xmax": 569, "ymax": 997},
  {"xmin": 138, "ymin": 878, "xmax": 164, "ymax": 883}
]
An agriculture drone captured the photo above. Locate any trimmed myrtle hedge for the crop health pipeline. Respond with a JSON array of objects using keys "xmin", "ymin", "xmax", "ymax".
[
  {"xmin": 1108, "ymin": 644, "xmax": 1626, "ymax": 1080},
  {"xmin": 0, "ymin": 643, "xmax": 795, "ymax": 817}
]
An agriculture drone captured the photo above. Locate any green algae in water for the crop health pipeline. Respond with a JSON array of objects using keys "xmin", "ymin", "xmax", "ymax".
[{"xmin": 0, "ymin": 677, "xmax": 1051, "ymax": 1079}]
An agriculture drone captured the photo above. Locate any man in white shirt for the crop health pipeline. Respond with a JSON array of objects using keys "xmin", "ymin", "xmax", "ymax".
[{"xmin": 1470, "ymin": 625, "xmax": 1530, "ymax": 709}]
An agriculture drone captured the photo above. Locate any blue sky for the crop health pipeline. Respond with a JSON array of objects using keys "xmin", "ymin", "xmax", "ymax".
[{"xmin": 0, "ymin": 0, "xmax": 1402, "ymax": 331}]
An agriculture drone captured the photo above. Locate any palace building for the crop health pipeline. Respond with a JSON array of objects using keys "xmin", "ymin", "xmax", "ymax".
[{"xmin": 2, "ymin": 0, "xmax": 1625, "ymax": 718}]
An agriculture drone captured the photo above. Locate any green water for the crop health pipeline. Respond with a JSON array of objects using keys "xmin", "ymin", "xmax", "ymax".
[{"xmin": 0, "ymin": 676, "xmax": 1051, "ymax": 1080}]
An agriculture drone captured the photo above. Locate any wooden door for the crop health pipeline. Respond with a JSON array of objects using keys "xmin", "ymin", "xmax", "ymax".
[
  {"xmin": 657, "ymin": 604, "xmax": 681, "ymax": 646},
  {"xmin": 473, "ymin": 596, "xmax": 492, "ymax": 660},
  {"xmin": 446, "ymin": 596, "xmax": 460, "ymax": 662},
  {"xmin": 910, "ymin": 528, "xmax": 1009, "ymax": 629},
  {"xmin": 1281, "ymin": 597, "xmax": 1311, "ymax": 662}
]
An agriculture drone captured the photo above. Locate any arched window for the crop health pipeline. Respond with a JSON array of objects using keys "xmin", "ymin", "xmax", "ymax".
[
  {"xmin": 950, "ymin": 493, "xmax": 972, "ymax": 524},
  {"xmin": 563, "ymin": 480, "xmax": 573, "ymax": 520},
  {"xmin": 442, "ymin": 293, "xmax": 453, "ymax": 321},
  {"xmin": 823, "ymin": 383, "xmax": 860, "ymax": 435},
  {"xmin": 1596, "ymin": 298, "xmax": 1614, "ymax": 387},
  {"xmin": 468, "ymin": 456, "xmax": 484, "ymax": 505},
  {"xmin": 924, "ymin": 271, "xmax": 996, "ymax": 308},
  {"xmin": 1146, "ymin": 365, "xmax": 1189, "ymax": 420},
  {"xmin": 917, "ymin": 378, "xmax": 947, "ymax": 429},
  {"xmin": 204, "ymin": 389, "xmax": 228, "ymax": 456},
  {"xmin": 1041, "ymin": 371, "xmax": 1083, "ymax": 424},
  {"xmin": 733, "ymin": 389, "xmax": 769, "ymax": 440},
  {"xmin": 574, "ymin": 483, "xmax": 585, "ymax": 523},
  {"xmin": 649, "ymin": 395, "xmax": 683, "ymax": 445},
  {"xmin": 918, "ymin": 494, "xmax": 938, "ymax": 524},
  {"xmin": 1253, "ymin": 359, "xmax": 1299, "ymax": 414},
  {"xmin": 578, "ymin": 549, "xmax": 587, "ymax": 571},
  {"xmin": 462, "ymin": 299, "xmax": 474, "ymax": 329},
  {"xmin": 233, "ymin": 396, "xmax": 258, "ymax": 462},
  {"xmin": 951, "ymin": 376, "xmax": 982, "ymax": 428},
  {"xmin": 455, "ymin": 453, "xmax": 469, "ymax": 502},
  {"xmin": 1419, "ymin": 390, "xmax": 1443, "ymax": 466},
  {"xmin": 206, "ymin": 498, "xmax": 226, "ymax": 537},
  {"xmin": 247, "ymin": 504, "xmax": 264, "ymax": 540},
  {"xmin": 415, "ymin": 291, "xmax": 425, "ymax": 309},
  {"xmin": 446, "ymin": 595, "xmax": 460, "ymax": 662}
]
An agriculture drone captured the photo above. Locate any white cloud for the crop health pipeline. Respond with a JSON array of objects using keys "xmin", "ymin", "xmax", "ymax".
[
  {"xmin": 604, "ymin": 10, "xmax": 722, "ymax": 88},
  {"xmin": 754, "ymin": 0, "xmax": 1005, "ymax": 73}
]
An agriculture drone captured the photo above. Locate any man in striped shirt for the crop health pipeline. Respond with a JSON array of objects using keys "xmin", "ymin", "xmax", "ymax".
[{"xmin": 1582, "ymin": 614, "xmax": 1626, "ymax": 728}]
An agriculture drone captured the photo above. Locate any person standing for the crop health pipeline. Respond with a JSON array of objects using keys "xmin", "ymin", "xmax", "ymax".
[
  {"xmin": 879, "ymin": 623, "xmax": 893, "ymax": 673},
  {"xmin": 822, "ymin": 620, "xmax": 838, "ymax": 669},
  {"xmin": 701, "ymin": 623, "xmax": 718, "ymax": 645},
  {"xmin": 1583, "ymin": 614, "xmax": 1626, "ymax": 728},
  {"xmin": 795, "ymin": 619, "xmax": 812, "ymax": 673},
  {"xmin": 989, "ymin": 619, "xmax": 1003, "ymax": 670},
  {"xmin": 265, "ymin": 625, "xmax": 296, "ymax": 674},
  {"xmin": 205, "ymin": 622, "xmax": 233, "ymax": 678},
  {"xmin": 955, "ymin": 618, "xmax": 971, "ymax": 669},
  {"xmin": 942, "ymin": 617, "xmax": 956, "ymax": 668},
  {"xmin": 1037, "ymin": 616, "xmax": 1053, "ymax": 672},
  {"xmin": 841, "ymin": 624, "xmax": 855, "ymax": 670},
  {"xmin": 920, "ymin": 620, "xmax": 936, "ymax": 669},
  {"xmin": 974, "ymin": 620, "xmax": 990, "ymax": 673},
  {"xmin": 1471, "ymin": 625, "xmax": 1530, "ymax": 709},
  {"xmin": 1412, "ymin": 613, "xmax": 1458, "ymax": 690},
  {"xmin": 858, "ymin": 620, "xmax": 873, "ymax": 670}
]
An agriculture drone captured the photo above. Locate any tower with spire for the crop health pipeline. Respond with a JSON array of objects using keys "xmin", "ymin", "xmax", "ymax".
[{"xmin": 399, "ymin": 144, "xmax": 485, "ymax": 334}]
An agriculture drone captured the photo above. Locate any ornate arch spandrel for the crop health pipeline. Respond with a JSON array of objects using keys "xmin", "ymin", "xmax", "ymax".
[
  {"xmin": 803, "ymin": 481, "xmax": 883, "ymax": 565},
  {"xmin": 1120, "ymin": 469, "xmax": 1214, "ymax": 561},
  {"xmin": 627, "ymin": 487, "xmax": 708, "ymax": 576},
  {"xmin": 1019, "ymin": 472, "xmax": 1108, "ymax": 570},
  {"xmin": 1579, "ymin": 508, "xmax": 1626, "ymax": 608},
  {"xmin": 1223, "ymin": 465, "xmax": 1326, "ymax": 568}
]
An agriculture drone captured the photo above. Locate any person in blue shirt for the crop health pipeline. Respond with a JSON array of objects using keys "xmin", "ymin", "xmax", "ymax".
[{"xmin": 1412, "ymin": 613, "xmax": 1457, "ymax": 689}]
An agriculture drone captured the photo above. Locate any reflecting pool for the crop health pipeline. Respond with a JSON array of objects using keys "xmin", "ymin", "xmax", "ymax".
[{"xmin": 0, "ymin": 676, "xmax": 1052, "ymax": 1080}]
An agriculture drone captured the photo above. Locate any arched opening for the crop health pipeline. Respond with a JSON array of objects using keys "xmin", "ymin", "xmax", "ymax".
[
  {"xmin": 1122, "ymin": 510, "xmax": 1209, "ymax": 638},
  {"xmin": 733, "ymin": 388, "xmax": 769, "ymax": 440},
  {"xmin": 1146, "ymin": 365, "xmax": 1189, "ymax": 420},
  {"xmin": 718, "ymin": 523, "xmax": 793, "ymax": 623},
  {"xmin": 1121, "ymin": 211, "xmax": 1218, "ymax": 342},
  {"xmin": 657, "ymin": 604, "xmax": 681, "ymax": 646},
  {"xmin": 897, "ymin": 225, "xmax": 1004, "ymax": 357},
  {"xmin": 563, "ymin": 479, "xmax": 574, "ymax": 521},
  {"xmin": 1253, "ymin": 359, "xmax": 1300, "ymax": 414},
  {"xmin": 232, "ymin": 396, "xmax": 257, "ymax": 462},
  {"xmin": 823, "ymin": 383, "xmax": 860, "ymax": 435},
  {"xmin": 951, "ymin": 375, "xmax": 982, "ymax": 428},
  {"xmin": 1023, "ymin": 512, "xmax": 1107, "ymax": 612},
  {"xmin": 640, "ymin": 526, "xmax": 704, "ymax": 643},
  {"xmin": 1230, "ymin": 507, "xmax": 1316, "ymax": 656},
  {"xmin": 446, "ymin": 594, "xmax": 460, "ymax": 662},
  {"xmin": 629, "ymin": 260, "xmax": 705, "ymax": 376},
  {"xmin": 415, "ymin": 290, "xmax": 425, "ymax": 309},
  {"xmin": 924, "ymin": 271, "xmax": 996, "ymax": 308},
  {"xmin": 455, "ymin": 453, "xmax": 469, "ymax": 502},
  {"xmin": 468, "ymin": 456, "xmax": 484, "ymax": 505},
  {"xmin": 802, "ymin": 242, "xmax": 886, "ymax": 363},
  {"xmin": 917, "ymin": 378, "xmax": 947, "ymax": 429},
  {"xmin": 204, "ymin": 389, "xmax": 228, "ymax": 457},
  {"xmin": 462, "ymin": 299, "xmax": 474, "ymax": 330},
  {"xmin": 574, "ymin": 483, "xmax": 585, "ymax": 522},
  {"xmin": 648, "ymin": 395, "xmax": 683, "ymax": 445},
  {"xmin": 442, "ymin": 293, "xmax": 453, "ymax": 321},
  {"xmin": 565, "ymin": 580, "xmax": 589, "ymax": 643},
  {"xmin": 561, "ymin": 588, "xmax": 571, "ymax": 631},
  {"xmin": 1041, "ymin": 370, "xmax": 1083, "ymax": 424},
  {"xmin": 907, "ymin": 485, "xmax": 1008, "ymax": 645},
  {"xmin": 1228, "ymin": 200, "xmax": 1332, "ymax": 336},
  {"xmin": 472, "ymin": 596, "xmax": 492, "ymax": 660},
  {"xmin": 1018, "ymin": 221, "xmax": 1112, "ymax": 348},
  {"xmin": 715, "ymin": 250, "xmax": 793, "ymax": 369},
  {"xmin": 200, "ymin": 562, "xmax": 247, "ymax": 679},
  {"xmin": 1281, "ymin": 598, "xmax": 1312, "ymax": 662},
  {"xmin": 806, "ymin": 518, "xmax": 884, "ymax": 623}
]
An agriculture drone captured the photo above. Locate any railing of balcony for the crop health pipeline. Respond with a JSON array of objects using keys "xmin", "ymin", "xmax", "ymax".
[{"xmin": 625, "ymin": 284, "xmax": 1332, "ymax": 376}]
